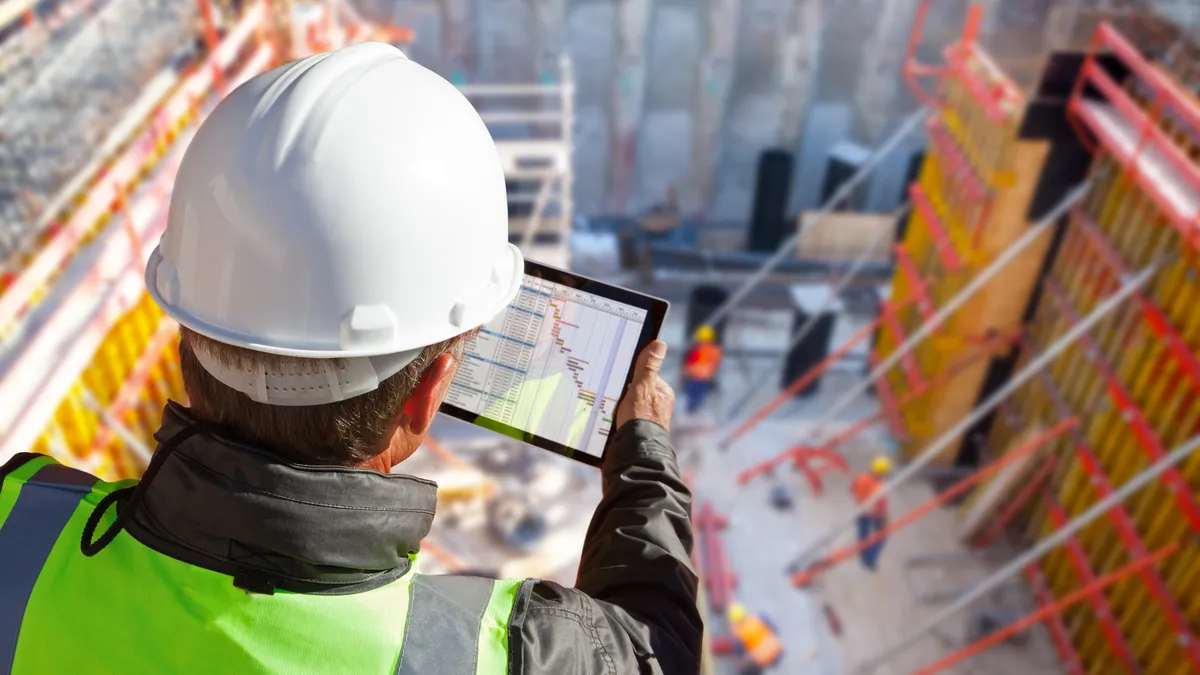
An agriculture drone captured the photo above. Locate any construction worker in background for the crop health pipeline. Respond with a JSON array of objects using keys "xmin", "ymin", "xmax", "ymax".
[
  {"xmin": 683, "ymin": 324, "xmax": 722, "ymax": 413},
  {"xmin": 727, "ymin": 602, "xmax": 784, "ymax": 673},
  {"xmin": 852, "ymin": 455, "xmax": 894, "ymax": 571},
  {"xmin": 0, "ymin": 43, "xmax": 701, "ymax": 673}
]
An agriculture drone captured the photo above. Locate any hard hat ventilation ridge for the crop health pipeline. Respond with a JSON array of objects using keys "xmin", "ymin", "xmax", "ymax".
[{"xmin": 253, "ymin": 43, "xmax": 406, "ymax": 171}]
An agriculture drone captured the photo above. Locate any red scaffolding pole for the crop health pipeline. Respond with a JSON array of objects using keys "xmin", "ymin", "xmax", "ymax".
[
  {"xmin": 789, "ymin": 418, "xmax": 1078, "ymax": 588},
  {"xmin": 1024, "ymin": 565, "xmax": 1087, "ymax": 675},
  {"xmin": 738, "ymin": 330, "xmax": 1020, "ymax": 485},
  {"xmin": 1025, "ymin": 358, "xmax": 1200, "ymax": 669},
  {"xmin": 1045, "ymin": 499, "xmax": 1140, "ymax": 671},
  {"xmin": 972, "ymin": 455, "xmax": 1056, "ymax": 549},
  {"xmin": 909, "ymin": 184, "xmax": 966, "ymax": 273},
  {"xmin": 1075, "ymin": 210, "xmax": 1200, "ymax": 393},
  {"xmin": 1044, "ymin": 277, "xmax": 1200, "ymax": 531},
  {"xmin": 880, "ymin": 296, "xmax": 925, "ymax": 389},
  {"xmin": 720, "ymin": 291, "xmax": 925, "ymax": 450},
  {"xmin": 1067, "ymin": 22, "xmax": 1200, "ymax": 241},
  {"xmin": 894, "ymin": 244, "xmax": 936, "ymax": 321},
  {"xmin": 916, "ymin": 542, "xmax": 1181, "ymax": 675}
]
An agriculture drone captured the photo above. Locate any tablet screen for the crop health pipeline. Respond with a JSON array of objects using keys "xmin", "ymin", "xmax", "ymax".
[{"xmin": 443, "ymin": 265, "xmax": 664, "ymax": 464}]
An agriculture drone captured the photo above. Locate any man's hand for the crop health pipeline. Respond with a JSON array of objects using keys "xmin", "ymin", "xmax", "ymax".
[{"xmin": 615, "ymin": 340, "xmax": 675, "ymax": 431}]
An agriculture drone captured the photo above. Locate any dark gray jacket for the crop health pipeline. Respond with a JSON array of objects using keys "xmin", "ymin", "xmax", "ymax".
[
  {"xmin": 513, "ymin": 419, "xmax": 702, "ymax": 674},
  {"xmin": 103, "ymin": 404, "xmax": 702, "ymax": 674}
]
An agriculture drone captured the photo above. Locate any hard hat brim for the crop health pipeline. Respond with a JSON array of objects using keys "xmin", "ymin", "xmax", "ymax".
[{"xmin": 145, "ymin": 242, "xmax": 524, "ymax": 359}]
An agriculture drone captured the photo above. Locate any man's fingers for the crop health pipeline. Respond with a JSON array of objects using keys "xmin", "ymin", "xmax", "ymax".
[{"xmin": 635, "ymin": 340, "xmax": 667, "ymax": 377}]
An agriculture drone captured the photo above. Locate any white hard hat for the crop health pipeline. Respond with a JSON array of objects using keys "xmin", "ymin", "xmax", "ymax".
[{"xmin": 146, "ymin": 42, "xmax": 523, "ymax": 405}]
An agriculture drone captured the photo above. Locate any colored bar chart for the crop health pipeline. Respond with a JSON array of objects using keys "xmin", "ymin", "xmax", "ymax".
[{"xmin": 446, "ymin": 277, "xmax": 646, "ymax": 457}]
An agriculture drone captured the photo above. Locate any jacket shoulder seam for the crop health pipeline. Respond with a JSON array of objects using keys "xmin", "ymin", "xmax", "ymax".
[{"xmin": 524, "ymin": 597, "xmax": 616, "ymax": 675}]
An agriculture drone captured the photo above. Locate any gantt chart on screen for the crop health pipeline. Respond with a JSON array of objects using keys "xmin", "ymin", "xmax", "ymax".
[{"xmin": 445, "ymin": 277, "xmax": 646, "ymax": 457}]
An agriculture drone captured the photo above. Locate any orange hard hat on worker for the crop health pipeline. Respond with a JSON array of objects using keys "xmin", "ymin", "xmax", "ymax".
[{"xmin": 727, "ymin": 602, "xmax": 783, "ymax": 667}]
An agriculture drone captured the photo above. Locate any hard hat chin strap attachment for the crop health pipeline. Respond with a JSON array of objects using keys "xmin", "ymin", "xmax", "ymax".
[{"xmin": 191, "ymin": 343, "xmax": 421, "ymax": 406}]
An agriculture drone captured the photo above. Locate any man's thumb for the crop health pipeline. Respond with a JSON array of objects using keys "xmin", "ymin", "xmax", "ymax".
[{"xmin": 636, "ymin": 340, "xmax": 667, "ymax": 377}]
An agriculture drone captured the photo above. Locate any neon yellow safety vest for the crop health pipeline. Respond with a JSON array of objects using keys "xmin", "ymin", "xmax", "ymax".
[{"xmin": 0, "ymin": 455, "xmax": 520, "ymax": 674}]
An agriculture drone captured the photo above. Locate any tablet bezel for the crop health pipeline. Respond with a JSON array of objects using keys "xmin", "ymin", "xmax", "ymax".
[{"xmin": 438, "ymin": 260, "xmax": 669, "ymax": 468}]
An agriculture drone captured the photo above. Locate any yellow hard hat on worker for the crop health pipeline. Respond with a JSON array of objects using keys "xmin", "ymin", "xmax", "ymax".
[
  {"xmin": 871, "ymin": 456, "xmax": 893, "ymax": 475},
  {"xmin": 727, "ymin": 602, "xmax": 747, "ymax": 624},
  {"xmin": 695, "ymin": 325, "xmax": 716, "ymax": 343}
]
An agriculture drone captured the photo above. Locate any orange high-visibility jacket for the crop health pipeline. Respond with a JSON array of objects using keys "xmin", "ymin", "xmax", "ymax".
[
  {"xmin": 851, "ymin": 473, "xmax": 888, "ymax": 517},
  {"xmin": 731, "ymin": 614, "xmax": 783, "ymax": 667},
  {"xmin": 684, "ymin": 343, "xmax": 722, "ymax": 381}
]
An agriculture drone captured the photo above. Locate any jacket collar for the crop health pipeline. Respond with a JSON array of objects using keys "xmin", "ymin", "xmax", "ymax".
[{"xmin": 126, "ymin": 402, "xmax": 438, "ymax": 594}]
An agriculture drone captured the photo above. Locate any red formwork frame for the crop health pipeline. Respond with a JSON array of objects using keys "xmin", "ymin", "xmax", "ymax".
[
  {"xmin": 721, "ymin": 291, "xmax": 928, "ymax": 449},
  {"xmin": 1024, "ymin": 565, "xmax": 1087, "ymax": 675},
  {"xmin": 869, "ymin": 350, "xmax": 910, "ymax": 442},
  {"xmin": 903, "ymin": 1, "xmax": 1020, "ymax": 251},
  {"xmin": 788, "ymin": 418, "xmax": 1078, "ymax": 589},
  {"xmin": 968, "ymin": 326, "xmax": 1200, "ymax": 670},
  {"xmin": 907, "ymin": 185, "xmax": 967, "ymax": 273},
  {"xmin": 879, "ymin": 296, "xmax": 926, "ymax": 390},
  {"xmin": 737, "ymin": 329, "xmax": 1022, "ymax": 485},
  {"xmin": 893, "ymin": 244, "xmax": 936, "ymax": 322},
  {"xmin": 1042, "ymin": 277, "xmax": 1200, "ymax": 531},
  {"xmin": 923, "ymin": 117, "xmax": 997, "ymax": 252},
  {"xmin": 1044, "ymin": 499, "xmax": 1141, "ymax": 672},
  {"xmin": 1067, "ymin": 22, "xmax": 1200, "ymax": 245},
  {"xmin": 923, "ymin": 543, "xmax": 1180, "ymax": 675},
  {"xmin": 903, "ymin": 1, "xmax": 985, "ymax": 111},
  {"xmin": 925, "ymin": 117, "xmax": 986, "ymax": 206},
  {"xmin": 1020, "ymin": 357, "xmax": 1200, "ymax": 669},
  {"xmin": 1075, "ymin": 210, "xmax": 1200, "ymax": 393}
]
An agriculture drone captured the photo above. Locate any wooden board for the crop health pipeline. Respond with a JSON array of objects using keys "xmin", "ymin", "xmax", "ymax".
[{"xmin": 795, "ymin": 211, "xmax": 894, "ymax": 263}]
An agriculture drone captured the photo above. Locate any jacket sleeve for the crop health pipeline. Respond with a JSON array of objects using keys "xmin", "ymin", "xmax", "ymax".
[{"xmin": 509, "ymin": 420, "xmax": 702, "ymax": 674}]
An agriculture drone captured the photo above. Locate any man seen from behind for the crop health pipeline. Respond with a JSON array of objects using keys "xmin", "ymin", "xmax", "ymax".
[{"xmin": 0, "ymin": 43, "xmax": 701, "ymax": 674}]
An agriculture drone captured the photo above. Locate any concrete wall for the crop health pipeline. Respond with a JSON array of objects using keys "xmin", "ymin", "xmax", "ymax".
[{"xmin": 381, "ymin": 0, "xmax": 1192, "ymax": 224}]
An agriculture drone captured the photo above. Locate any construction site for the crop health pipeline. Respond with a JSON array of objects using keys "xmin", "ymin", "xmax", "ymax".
[{"xmin": 3, "ymin": 0, "xmax": 1200, "ymax": 672}]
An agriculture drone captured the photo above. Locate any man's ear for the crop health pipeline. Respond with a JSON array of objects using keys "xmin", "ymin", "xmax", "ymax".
[{"xmin": 401, "ymin": 352, "xmax": 459, "ymax": 436}]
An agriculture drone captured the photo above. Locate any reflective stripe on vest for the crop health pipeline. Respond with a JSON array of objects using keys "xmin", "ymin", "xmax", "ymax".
[
  {"xmin": 398, "ymin": 575, "xmax": 495, "ymax": 675},
  {"xmin": 0, "ymin": 455, "xmax": 524, "ymax": 674},
  {"xmin": 0, "ymin": 460, "xmax": 97, "ymax": 672}
]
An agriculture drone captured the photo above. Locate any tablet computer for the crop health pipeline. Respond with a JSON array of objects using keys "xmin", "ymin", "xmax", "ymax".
[{"xmin": 440, "ymin": 260, "xmax": 669, "ymax": 467}]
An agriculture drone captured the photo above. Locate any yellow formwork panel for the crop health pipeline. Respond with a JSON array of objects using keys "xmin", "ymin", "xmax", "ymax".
[
  {"xmin": 999, "ymin": 131, "xmax": 1200, "ymax": 672},
  {"xmin": 33, "ymin": 293, "xmax": 184, "ymax": 482},
  {"xmin": 875, "ymin": 46, "xmax": 1061, "ymax": 465}
]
